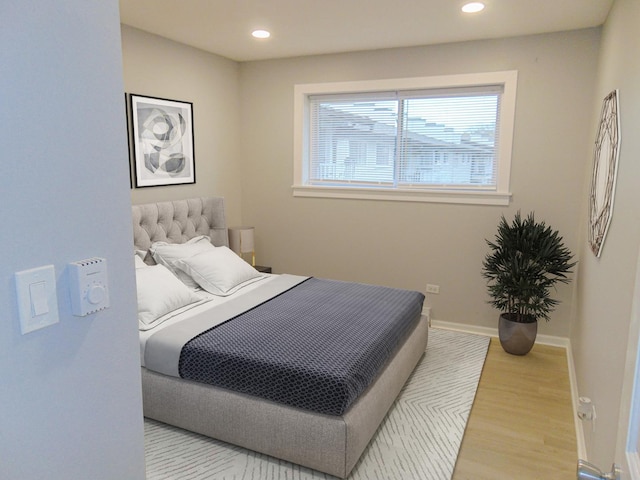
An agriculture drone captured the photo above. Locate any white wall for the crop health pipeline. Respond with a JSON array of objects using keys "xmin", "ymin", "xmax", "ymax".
[
  {"xmin": 571, "ymin": 0, "xmax": 640, "ymax": 467},
  {"xmin": 238, "ymin": 29, "xmax": 600, "ymax": 338},
  {"xmin": 0, "ymin": 2, "xmax": 145, "ymax": 479},
  {"xmin": 121, "ymin": 26, "xmax": 244, "ymax": 226}
]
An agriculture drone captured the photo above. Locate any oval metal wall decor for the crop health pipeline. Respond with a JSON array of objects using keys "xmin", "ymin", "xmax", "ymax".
[{"xmin": 588, "ymin": 89, "xmax": 620, "ymax": 258}]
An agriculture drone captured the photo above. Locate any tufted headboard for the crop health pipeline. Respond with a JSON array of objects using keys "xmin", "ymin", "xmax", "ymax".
[{"xmin": 132, "ymin": 197, "xmax": 228, "ymax": 251}]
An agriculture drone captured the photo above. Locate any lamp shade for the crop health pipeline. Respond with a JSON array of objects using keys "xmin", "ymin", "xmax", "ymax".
[{"xmin": 228, "ymin": 226, "xmax": 255, "ymax": 254}]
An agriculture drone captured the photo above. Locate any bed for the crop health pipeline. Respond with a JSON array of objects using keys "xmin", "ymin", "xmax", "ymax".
[{"xmin": 133, "ymin": 197, "xmax": 429, "ymax": 478}]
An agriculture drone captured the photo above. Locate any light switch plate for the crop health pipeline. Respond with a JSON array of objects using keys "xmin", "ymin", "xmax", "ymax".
[{"xmin": 15, "ymin": 265, "xmax": 59, "ymax": 334}]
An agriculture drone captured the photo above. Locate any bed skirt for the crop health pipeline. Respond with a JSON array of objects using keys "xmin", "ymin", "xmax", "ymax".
[{"xmin": 141, "ymin": 314, "xmax": 429, "ymax": 478}]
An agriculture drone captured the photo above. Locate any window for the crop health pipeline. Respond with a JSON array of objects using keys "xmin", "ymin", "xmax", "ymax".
[{"xmin": 294, "ymin": 71, "xmax": 517, "ymax": 205}]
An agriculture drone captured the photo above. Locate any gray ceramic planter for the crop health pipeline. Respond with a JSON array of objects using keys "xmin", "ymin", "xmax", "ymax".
[{"xmin": 498, "ymin": 313, "xmax": 537, "ymax": 355}]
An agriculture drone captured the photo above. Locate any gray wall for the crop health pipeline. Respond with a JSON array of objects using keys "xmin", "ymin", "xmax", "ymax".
[
  {"xmin": 238, "ymin": 29, "xmax": 600, "ymax": 338},
  {"xmin": 121, "ymin": 25, "xmax": 244, "ymax": 225},
  {"xmin": 1, "ymin": 2, "xmax": 145, "ymax": 479},
  {"xmin": 121, "ymin": 24, "xmax": 600, "ymax": 339},
  {"xmin": 571, "ymin": 0, "xmax": 640, "ymax": 467}
]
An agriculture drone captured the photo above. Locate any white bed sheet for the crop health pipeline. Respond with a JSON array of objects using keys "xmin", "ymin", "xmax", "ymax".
[{"xmin": 139, "ymin": 274, "xmax": 276, "ymax": 366}]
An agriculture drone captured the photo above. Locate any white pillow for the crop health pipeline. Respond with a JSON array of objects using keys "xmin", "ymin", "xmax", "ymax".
[
  {"xmin": 134, "ymin": 255, "xmax": 148, "ymax": 269},
  {"xmin": 174, "ymin": 246, "xmax": 264, "ymax": 296},
  {"xmin": 150, "ymin": 235, "xmax": 215, "ymax": 288},
  {"xmin": 136, "ymin": 264, "xmax": 203, "ymax": 330}
]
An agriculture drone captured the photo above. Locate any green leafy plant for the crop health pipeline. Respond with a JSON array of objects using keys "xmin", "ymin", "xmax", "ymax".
[{"xmin": 482, "ymin": 211, "xmax": 576, "ymax": 323}]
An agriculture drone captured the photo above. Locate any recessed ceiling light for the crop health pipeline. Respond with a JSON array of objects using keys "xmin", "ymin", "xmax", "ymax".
[
  {"xmin": 251, "ymin": 29, "xmax": 271, "ymax": 39},
  {"xmin": 461, "ymin": 2, "xmax": 485, "ymax": 13}
]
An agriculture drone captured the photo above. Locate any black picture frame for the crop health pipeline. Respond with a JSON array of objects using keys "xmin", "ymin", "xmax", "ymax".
[{"xmin": 129, "ymin": 94, "xmax": 196, "ymax": 188}]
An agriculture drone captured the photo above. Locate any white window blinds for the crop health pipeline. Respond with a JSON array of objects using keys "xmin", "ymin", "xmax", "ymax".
[{"xmin": 308, "ymin": 85, "xmax": 502, "ymax": 190}]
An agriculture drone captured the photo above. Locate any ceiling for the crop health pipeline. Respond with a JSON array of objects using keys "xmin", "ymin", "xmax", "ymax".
[{"xmin": 119, "ymin": 0, "xmax": 613, "ymax": 62}]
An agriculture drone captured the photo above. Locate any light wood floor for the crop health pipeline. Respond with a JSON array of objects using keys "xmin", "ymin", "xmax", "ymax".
[{"xmin": 452, "ymin": 338, "xmax": 577, "ymax": 479}]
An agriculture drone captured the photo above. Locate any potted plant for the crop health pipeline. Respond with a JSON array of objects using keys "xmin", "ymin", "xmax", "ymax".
[{"xmin": 482, "ymin": 211, "xmax": 576, "ymax": 355}]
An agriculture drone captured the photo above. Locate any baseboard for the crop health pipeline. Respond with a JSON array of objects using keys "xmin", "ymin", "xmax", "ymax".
[
  {"xmin": 430, "ymin": 319, "xmax": 569, "ymax": 347},
  {"xmin": 430, "ymin": 319, "xmax": 587, "ymax": 460},
  {"xmin": 430, "ymin": 319, "xmax": 496, "ymax": 338}
]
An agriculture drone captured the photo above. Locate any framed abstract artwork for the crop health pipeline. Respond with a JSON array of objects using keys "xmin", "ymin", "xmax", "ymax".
[
  {"xmin": 588, "ymin": 89, "xmax": 620, "ymax": 258},
  {"xmin": 129, "ymin": 94, "xmax": 196, "ymax": 187}
]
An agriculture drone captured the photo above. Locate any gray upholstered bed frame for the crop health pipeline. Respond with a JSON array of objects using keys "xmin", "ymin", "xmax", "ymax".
[{"xmin": 133, "ymin": 197, "xmax": 429, "ymax": 478}]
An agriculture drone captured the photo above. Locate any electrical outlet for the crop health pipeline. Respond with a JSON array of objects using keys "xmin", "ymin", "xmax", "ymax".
[{"xmin": 426, "ymin": 284, "xmax": 440, "ymax": 294}]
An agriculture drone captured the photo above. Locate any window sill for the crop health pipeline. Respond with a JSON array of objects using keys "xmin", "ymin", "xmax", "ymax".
[{"xmin": 292, "ymin": 185, "xmax": 511, "ymax": 206}]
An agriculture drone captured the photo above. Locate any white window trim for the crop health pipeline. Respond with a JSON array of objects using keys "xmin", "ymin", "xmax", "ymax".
[{"xmin": 293, "ymin": 71, "xmax": 517, "ymax": 206}]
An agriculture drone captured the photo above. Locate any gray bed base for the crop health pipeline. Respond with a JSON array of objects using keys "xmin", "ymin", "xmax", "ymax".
[{"xmin": 133, "ymin": 197, "xmax": 429, "ymax": 478}]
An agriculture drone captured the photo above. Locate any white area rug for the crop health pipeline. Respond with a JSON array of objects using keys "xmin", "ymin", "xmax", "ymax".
[{"xmin": 144, "ymin": 328, "xmax": 489, "ymax": 479}]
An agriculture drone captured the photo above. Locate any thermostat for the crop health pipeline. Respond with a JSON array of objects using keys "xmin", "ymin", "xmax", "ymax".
[{"xmin": 68, "ymin": 257, "xmax": 110, "ymax": 316}]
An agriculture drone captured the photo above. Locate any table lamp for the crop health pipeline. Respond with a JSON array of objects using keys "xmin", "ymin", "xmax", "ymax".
[{"xmin": 228, "ymin": 226, "xmax": 255, "ymax": 266}]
